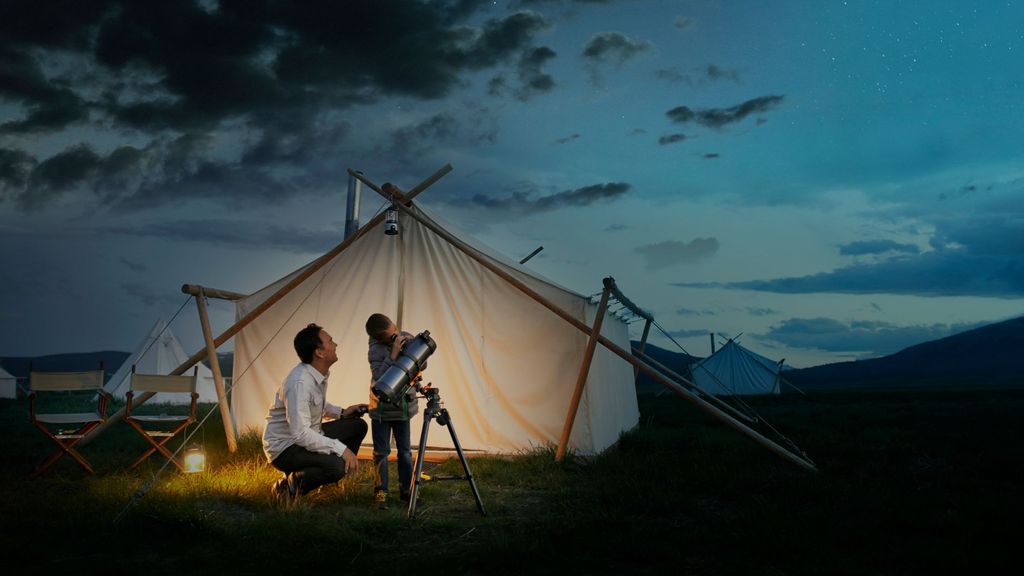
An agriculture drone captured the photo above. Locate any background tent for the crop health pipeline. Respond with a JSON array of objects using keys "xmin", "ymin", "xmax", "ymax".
[
  {"xmin": 106, "ymin": 318, "xmax": 219, "ymax": 404},
  {"xmin": 0, "ymin": 365, "xmax": 16, "ymax": 399},
  {"xmin": 231, "ymin": 202, "xmax": 639, "ymax": 455},
  {"xmin": 690, "ymin": 339, "xmax": 785, "ymax": 396}
]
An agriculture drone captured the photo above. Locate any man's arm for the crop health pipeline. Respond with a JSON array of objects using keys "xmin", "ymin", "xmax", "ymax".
[{"xmin": 284, "ymin": 378, "xmax": 350, "ymax": 457}]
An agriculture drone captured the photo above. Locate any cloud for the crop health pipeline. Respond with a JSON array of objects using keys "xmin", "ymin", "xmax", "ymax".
[
  {"xmin": 466, "ymin": 181, "xmax": 630, "ymax": 213},
  {"xmin": 746, "ymin": 307, "xmax": 778, "ymax": 316},
  {"xmin": 702, "ymin": 153, "xmax": 720, "ymax": 159},
  {"xmin": 107, "ymin": 219, "xmax": 343, "ymax": 255},
  {"xmin": 667, "ymin": 95, "xmax": 784, "ymax": 129},
  {"xmin": 605, "ymin": 223, "xmax": 628, "ymax": 232},
  {"xmin": 655, "ymin": 64, "xmax": 740, "ymax": 86},
  {"xmin": 658, "ymin": 133, "xmax": 686, "ymax": 146},
  {"xmin": 0, "ymin": 2, "xmax": 552, "ymax": 211},
  {"xmin": 582, "ymin": 31, "xmax": 651, "ymax": 85},
  {"xmin": 555, "ymin": 133, "xmax": 581, "ymax": 144},
  {"xmin": 674, "ymin": 17, "xmax": 695, "ymax": 30},
  {"xmin": 763, "ymin": 317, "xmax": 985, "ymax": 356},
  {"xmin": 119, "ymin": 257, "xmax": 147, "ymax": 273},
  {"xmin": 388, "ymin": 111, "xmax": 499, "ymax": 160},
  {"xmin": 676, "ymin": 308, "xmax": 716, "ymax": 316},
  {"xmin": 515, "ymin": 46, "xmax": 558, "ymax": 100},
  {"xmin": 675, "ymin": 211, "xmax": 1024, "ymax": 297},
  {"xmin": 838, "ymin": 240, "xmax": 921, "ymax": 256},
  {"xmin": 634, "ymin": 238, "xmax": 719, "ymax": 271},
  {"xmin": 664, "ymin": 328, "xmax": 710, "ymax": 339}
]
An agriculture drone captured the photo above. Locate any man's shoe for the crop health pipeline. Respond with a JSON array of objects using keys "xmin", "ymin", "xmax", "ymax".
[
  {"xmin": 373, "ymin": 490, "xmax": 389, "ymax": 510},
  {"xmin": 272, "ymin": 473, "xmax": 298, "ymax": 505}
]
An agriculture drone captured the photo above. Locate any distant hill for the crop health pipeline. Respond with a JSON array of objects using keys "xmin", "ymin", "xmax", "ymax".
[
  {"xmin": 784, "ymin": 316, "xmax": 1024, "ymax": 390},
  {"xmin": 0, "ymin": 351, "xmax": 131, "ymax": 384},
  {"xmin": 631, "ymin": 341, "xmax": 701, "ymax": 394}
]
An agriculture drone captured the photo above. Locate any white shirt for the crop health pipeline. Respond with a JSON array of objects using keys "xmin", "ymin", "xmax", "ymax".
[{"xmin": 262, "ymin": 363, "xmax": 349, "ymax": 463}]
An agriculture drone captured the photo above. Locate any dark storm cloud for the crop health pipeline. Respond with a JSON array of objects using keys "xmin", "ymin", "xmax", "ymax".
[
  {"xmin": 467, "ymin": 182, "xmax": 630, "ymax": 213},
  {"xmin": 658, "ymin": 133, "xmax": 686, "ymax": 145},
  {"xmin": 515, "ymin": 46, "xmax": 557, "ymax": 100},
  {"xmin": 667, "ymin": 95, "xmax": 784, "ymax": 129},
  {"xmin": 634, "ymin": 238, "xmax": 718, "ymax": 271},
  {"xmin": 0, "ymin": 1, "xmax": 551, "ymax": 211},
  {"xmin": 764, "ymin": 317, "xmax": 984, "ymax": 356},
  {"xmin": 838, "ymin": 240, "xmax": 920, "ymax": 256},
  {"xmin": 582, "ymin": 32, "xmax": 652, "ymax": 65},
  {"xmin": 108, "ymin": 219, "xmax": 342, "ymax": 255},
  {"xmin": 388, "ymin": 111, "xmax": 498, "ymax": 161},
  {"xmin": 0, "ymin": 147, "xmax": 36, "ymax": 197}
]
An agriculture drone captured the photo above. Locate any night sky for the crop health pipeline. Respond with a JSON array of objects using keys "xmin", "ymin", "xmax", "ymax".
[{"xmin": 2, "ymin": 0, "xmax": 1022, "ymax": 367}]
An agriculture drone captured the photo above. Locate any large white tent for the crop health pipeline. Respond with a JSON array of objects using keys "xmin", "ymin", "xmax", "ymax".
[
  {"xmin": 0, "ymin": 365, "xmax": 16, "ymax": 399},
  {"xmin": 230, "ymin": 202, "xmax": 640, "ymax": 455},
  {"xmin": 690, "ymin": 339, "xmax": 785, "ymax": 396},
  {"xmin": 106, "ymin": 318, "xmax": 219, "ymax": 404}
]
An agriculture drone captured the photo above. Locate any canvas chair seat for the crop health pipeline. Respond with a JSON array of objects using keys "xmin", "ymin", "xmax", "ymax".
[
  {"xmin": 34, "ymin": 412, "xmax": 105, "ymax": 425},
  {"xmin": 125, "ymin": 368, "xmax": 199, "ymax": 472},
  {"xmin": 130, "ymin": 414, "xmax": 191, "ymax": 423},
  {"xmin": 29, "ymin": 369, "xmax": 110, "ymax": 476}
]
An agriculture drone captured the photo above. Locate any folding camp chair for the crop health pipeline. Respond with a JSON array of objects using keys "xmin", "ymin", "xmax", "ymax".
[
  {"xmin": 29, "ymin": 369, "xmax": 111, "ymax": 476},
  {"xmin": 124, "ymin": 367, "xmax": 198, "ymax": 472}
]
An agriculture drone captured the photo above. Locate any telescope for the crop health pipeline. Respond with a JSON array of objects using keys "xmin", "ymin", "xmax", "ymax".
[{"xmin": 372, "ymin": 330, "xmax": 436, "ymax": 404}]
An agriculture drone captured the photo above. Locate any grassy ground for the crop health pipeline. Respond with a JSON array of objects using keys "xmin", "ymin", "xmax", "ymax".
[{"xmin": 2, "ymin": 388, "xmax": 1021, "ymax": 575}]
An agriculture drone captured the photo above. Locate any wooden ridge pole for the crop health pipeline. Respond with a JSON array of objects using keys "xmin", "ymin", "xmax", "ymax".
[
  {"xmin": 634, "ymin": 318, "xmax": 652, "ymax": 380},
  {"xmin": 556, "ymin": 279, "xmax": 611, "ymax": 462},
  {"xmin": 396, "ymin": 205, "xmax": 817, "ymax": 472},
  {"xmin": 81, "ymin": 164, "xmax": 454, "ymax": 445},
  {"xmin": 196, "ymin": 289, "xmax": 237, "ymax": 452}
]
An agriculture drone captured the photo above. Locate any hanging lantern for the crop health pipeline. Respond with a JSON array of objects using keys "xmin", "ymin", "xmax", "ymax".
[
  {"xmin": 183, "ymin": 444, "xmax": 206, "ymax": 474},
  {"xmin": 385, "ymin": 204, "xmax": 399, "ymax": 236}
]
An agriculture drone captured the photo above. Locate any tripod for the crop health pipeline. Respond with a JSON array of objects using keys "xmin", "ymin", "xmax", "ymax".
[{"xmin": 407, "ymin": 383, "xmax": 486, "ymax": 519}]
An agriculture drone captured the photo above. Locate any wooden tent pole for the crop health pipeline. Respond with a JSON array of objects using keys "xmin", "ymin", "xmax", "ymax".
[
  {"xmin": 396, "ymin": 205, "xmax": 817, "ymax": 472},
  {"xmin": 634, "ymin": 318, "xmax": 652, "ymax": 380},
  {"xmin": 196, "ymin": 289, "xmax": 237, "ymax": 453},
  {"xmin": 81, "ymin": 164, "xmax": 454, "ymax": 445},
  {"xmin": 555, "ymin": 280, "xmax": 611, "ymax": 462}
]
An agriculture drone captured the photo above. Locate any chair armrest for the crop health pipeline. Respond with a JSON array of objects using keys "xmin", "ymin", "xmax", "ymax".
[{"xmin": 98, "ymin": 389, "xmax": 113, "ymax": 419}]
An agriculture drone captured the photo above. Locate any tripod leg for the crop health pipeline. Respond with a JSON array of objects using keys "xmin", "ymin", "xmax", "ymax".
[
  {"xmin": 440, "ymin": 408, "xmax": 486, "ymax": 516},
  {"xmin": 408, "ymin": 410, "xmax": 433, "ymax": 519}
]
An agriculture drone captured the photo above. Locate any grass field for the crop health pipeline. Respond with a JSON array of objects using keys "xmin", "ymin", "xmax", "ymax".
[{"xmin": 2, "ymin": 388, "xmax": 1021, "ymax": 575}]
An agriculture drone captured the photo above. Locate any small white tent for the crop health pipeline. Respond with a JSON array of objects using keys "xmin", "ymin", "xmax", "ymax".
[
  {"xmin": 690, "ymin": 339, "xmax": 785, "ymax": 396},
  {"xmin": 231, "ymin": 201, "xmax": 640, "ymax": 456},
  {"xmin": 0, "ymin": 365, "xmax": 16, "ymax": 399},
  {"xmin": 106, "ymin": 318, "xmax": 219, "ymax": 404}
]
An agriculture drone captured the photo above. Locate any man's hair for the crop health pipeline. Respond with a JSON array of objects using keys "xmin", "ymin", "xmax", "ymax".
[
  {"xmin": 365, "ymin": 313, "xmax": 392, "ymax": 341},
  {"xmin": 294, "ymin": 323, "xmax": 324, "ymax": 364}
]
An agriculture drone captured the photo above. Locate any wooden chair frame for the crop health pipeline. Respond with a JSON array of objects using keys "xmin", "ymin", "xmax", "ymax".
[
  {"xmin": 124, "ymin": 367, "xmax": 198, "ymax": 472},
  {"xmin": 29, "ymin": 369, "xmax": 111, "ymax": 476}
]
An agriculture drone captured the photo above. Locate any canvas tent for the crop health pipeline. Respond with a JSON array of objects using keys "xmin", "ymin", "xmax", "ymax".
[
  {"xmin": 106, "ymin": 318, "xmax": 219, "ymax": 404},
  {"xmin": 690, "ymin": 339, "xmax": 785, "ymax": 396},
  {"xmin": 0, "ymin": 365, "xmax": 16, "ymax": 399},
  {"xmin": 230, "ymin": 201, "xmax": 640, "ymax": 455}
]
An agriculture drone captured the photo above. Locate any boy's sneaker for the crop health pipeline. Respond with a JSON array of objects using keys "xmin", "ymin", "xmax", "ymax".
[{"xmin": 373, "ymin": 490, "xmax": 389, "ymax": 510}]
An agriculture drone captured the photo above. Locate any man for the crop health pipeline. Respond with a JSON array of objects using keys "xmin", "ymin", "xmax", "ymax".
[{"xmin": 263, "ymin": 323, "xmax": 368, "ymax": 503}]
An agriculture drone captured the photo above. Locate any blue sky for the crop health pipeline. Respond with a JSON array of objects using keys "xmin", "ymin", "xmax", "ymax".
[{"xmin": 1, "ymin": 0, "xmax": 1022, "ymax": 367}]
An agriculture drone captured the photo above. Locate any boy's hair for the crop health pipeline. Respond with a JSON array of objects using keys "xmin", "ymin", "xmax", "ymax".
[
  {"xmin": 294, "ymin": 323, "xmax": 324, "ymax": 364},
  {"xmin": 365, "ymin": 313, "xmax": 392, "ymax": 341}
]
